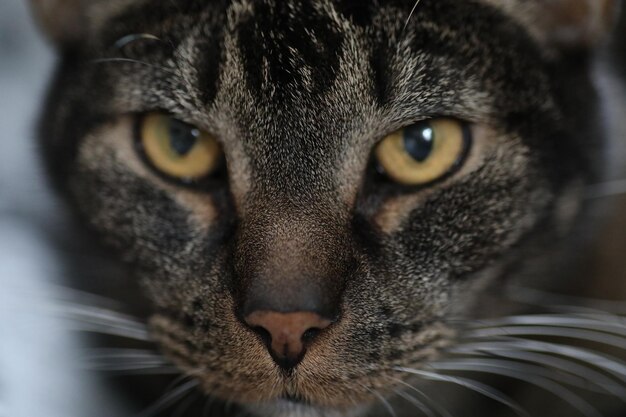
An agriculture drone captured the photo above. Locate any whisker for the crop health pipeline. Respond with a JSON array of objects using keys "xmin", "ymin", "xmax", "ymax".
[
  {"xmin": 49, "ymin": 302, "xmax": 151, "ymax": 341},
  {"xmin": 431, "ymin": 358, "xmax": 606, "ymax": 396},
  {"xmin": 504, "ymin": 287, "xmax": 626, "ymax": 315},
  {"xmin": 137, "ymin": 377, "xmax": 199, "ymax": 417},
  {"xmin": 68, "ymin": 322, "xmax": 150, "ymax": 341},
  {"xmin": 85, "ymin": 359, "xmax": 169, "ymax": 368},
  {"xmin": 172, "ymin": 390, "xmax": 200, "ymax": 417},
  {"xmin": 51, "ymin": 300, "xmax": 146, "ymax": 324},
  {"xmin": 394, "ymin": 388, "xmax": 436, "ymax": 417},
  {"xmin": 403, "ymin": 0, "xmax": 423, "ymax": 31},
  {"xmin": 78, "ymin": 349, "xmax": 175, "ymax": 374},
  {"xmin": 89, "ymin": 57, "xmax": 181, "ymax": 78},
  {"xmin": 428, "ymin": 359, "xmax": 603, "ymax": 417},
  {"xmin": 450, "ymin": 340, "xmax": 626, "ymax": 382},
  {"xmin": 388, "ymin": 376, "xmax": 454, "ymax": 417},
  {"xmin": 457, "ymin": 348, "xmax": 626, "ymax": 399},
  {"xmin": 467, "ymin": 315, "xmax": 626, "ymax": 335},
  {"xmin": 466, "ymin": 326, "xmax": 626, "ymax": 350},
  {"xmin": 53, "ymin": 302, "xmax": 147, "ymax": 327},
  {"xmin": 114, "ymin": 33, "xmax": 164, "ymax": 50},
  {"xmin": 394, "ymin": 367, "xmax": 531, "ymax": 417},
  {"xmin": 84, "ymin": 348, "xmax": 163, "ymax": 359},
  {"xmin": 49, "ymin": 285, "xmax": 125, "ymax": 310},
  {"xmin": 88, "ymin": 365, "xmax": 180, "ymax": 375},
  {"xmin": 360, "ymin": 384, "xmax": 398, "ymax": 417},
  {"xmin": 202, "ymin": 396, "xmax": 216, "ymax": 417},
  {"xmin": 82, "ymin": 360, "xmax": 172, "ymax": 371}
]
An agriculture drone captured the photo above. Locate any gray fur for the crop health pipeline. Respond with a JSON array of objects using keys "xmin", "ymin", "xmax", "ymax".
[{"xmin": 32, "ymin": 0, "xmax": 621, "ymax": 416}]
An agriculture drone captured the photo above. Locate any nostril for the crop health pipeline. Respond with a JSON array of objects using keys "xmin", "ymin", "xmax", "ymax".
[
  {"xmin": 243, "ymin": 311, "xmax": 333, "ymax": 369},
  {"xmin": 251, "ymin": 325, "xmax": 272, "ymax": 348},
  {"xmin": 301, "ymin": 327, "xmax": 322, "ymax": 345}
]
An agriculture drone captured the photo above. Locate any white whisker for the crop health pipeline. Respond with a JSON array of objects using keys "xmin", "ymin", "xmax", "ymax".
[
  {"xmin": 202, "ymin": 396, "xmax": 216, "ymax": 417},
  {"xmin": 50, "ymin": 285, "xmax": 124, "ymax": 309},
  {"xmin": 428, "ymin": 359, "xmax": 603, "ymax": 417},
  {"xmin": 53, "ymin": 302, "xmax": 147, "ymax": 325},
  {"xmin": 172, "ymin": 390, "xmax": 199, "ymax": 417},
  {"xmin": 66, "ymin": 321, "xmax": 150, "ymax": 341},
  {"xmin": 114, "ymin": 33, "xmax": 163, "ymax": 50},
  {"xmin": 467, "ymin": 315, "xmax": 626, "ymax": 335},
  {"xmin": 90, "ymin": 57, "xmax": 181, "ymax": 78},
  {"xmin": 466, "ymin": 326, "xmax": 626, "ymax": 350},
  {"xmin": 360, "ymin": 384, "xmax": 397, "ymax": 417},
  {"xmin": 457, "ymin": 348, "xmax": 626, "ymax": 399},
  {"xmin": 504, "ymin": 287, "xmax": 626, "ymax": 315},
  {"xmin": 394, "ymin": 388, "xmax": 436, "ymax": 417},
  {"xmin": 137, "ymin": 377, "xmax": 199, "ymax": 417},
  {"xmin": 84, "ymin": 348, "xmax": 164, "ymax": 359},
  {"xmin": 49, "ymin": 302, "xmax": 151, "ymax": 341},
  {"xmin": 87, "ymin": 365, "xmax": 180, "ymax": 375},
  {"xmin": 394, "ymin": 367, "xmax": 531, "ymax": 417},
  {"xmin": 451, "ymin": 340, "xmax": 626, "ymax": 382},
  {"xmin": 388, "ymin": 376, "xmax": 454, "ymax": 417},
  {"xmin": 78, "ymin": 348, "xmax": 176, "ymax": 373},
  {"xmin": 404, "ymin": 0, "xmax": 423, "ymax": 31},
  {"xmin": 83, "ymin": 360, "xmax": 171, "ymax": 370}
]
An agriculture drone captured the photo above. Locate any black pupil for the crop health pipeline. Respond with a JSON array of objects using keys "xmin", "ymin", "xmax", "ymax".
[
  {"xmin": 169, "ymin": 119, "xmax": 199, "ymax": 156},
  {"xmin": 403, "ymin": 122, "xmax": 434, "ymax": 162}
]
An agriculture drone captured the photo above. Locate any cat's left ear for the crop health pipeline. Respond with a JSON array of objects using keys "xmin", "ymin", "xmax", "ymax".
[
  {"xmin": 530, "ymin": 0, "xmax": 620, "ymax": 50},
  {"xmin": 29, "ymin": 0, "xmax": 97, "ymax": 47}
]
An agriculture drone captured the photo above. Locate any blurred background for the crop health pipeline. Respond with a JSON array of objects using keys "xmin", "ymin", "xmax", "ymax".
[
  {"xmin": 0, "ymin": 1, "xmax": 624, "ymax": 417},
  {"xmin": 0, "ymin": 1, "xmax": 126, "ymax": 416}
]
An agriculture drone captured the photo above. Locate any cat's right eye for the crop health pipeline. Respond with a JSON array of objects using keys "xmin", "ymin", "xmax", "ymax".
[{"xmin": 135, "ymin": 113, "xmax": 223, "ymax": 183}]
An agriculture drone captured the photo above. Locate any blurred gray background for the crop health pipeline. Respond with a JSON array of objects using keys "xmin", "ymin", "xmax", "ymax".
[{"xmin": 0, "ymin": 1, "xmax": 124, "ymax": 416}]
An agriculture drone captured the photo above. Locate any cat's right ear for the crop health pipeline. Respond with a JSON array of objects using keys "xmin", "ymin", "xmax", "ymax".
[
  {"xmin": 534, "ymin": 0, "xmax": 620, "ymax": 49},
  {"xmin": 29, "ymin": 0, "xmax": 91, "ymax": 47}
]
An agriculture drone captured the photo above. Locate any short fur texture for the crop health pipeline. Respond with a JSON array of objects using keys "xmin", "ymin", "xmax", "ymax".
[{"xmin": 33, "ymin": 0, "xmax": 622, "ymax": 416}]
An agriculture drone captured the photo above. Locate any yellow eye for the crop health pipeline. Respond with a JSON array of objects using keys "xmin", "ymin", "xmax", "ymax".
[
  {"xmin": 374, "ymin": 118, "xmax": 470, "ymax": 186},
  {"xmin": 138, "ymin": 113, "xmax": 222, "ymax": 182}
]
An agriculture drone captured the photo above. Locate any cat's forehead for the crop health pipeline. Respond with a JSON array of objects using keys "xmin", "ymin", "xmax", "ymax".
[
  {"xmin": 122, "ymin": 0, "xmax": 533, "ymax": 120},
  {"xmin": 91, "ymin": 0, "xmax": 548, "ymax": 203},
  {"xmin": 104, "ymin": 0, "xmax": 531, "ymax": 107}
]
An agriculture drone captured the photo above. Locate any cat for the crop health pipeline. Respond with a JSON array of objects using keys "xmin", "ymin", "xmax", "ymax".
[{"xmin": 29, "ymin": 0, "xmax": 626, "ymax": 416}]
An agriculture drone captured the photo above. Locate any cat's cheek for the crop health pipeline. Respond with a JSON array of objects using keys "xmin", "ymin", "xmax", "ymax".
[
  {"xmin": 68, "ymin": 118, "xmax": 228, "ymax": 264},
  {"xmin": 88, "ymin": 118, "xmax": 219, "ymax": 222},
  {"xmin": 372, "ymin": 125, "xmax": 502, "ymax": 234},
  {"xmin": 369, "ymin": 127, "xmax": 555, "ymax": 305}
]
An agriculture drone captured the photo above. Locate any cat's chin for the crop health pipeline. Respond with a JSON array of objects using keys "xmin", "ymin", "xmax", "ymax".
[{"xmin": 244, "ymin": 399, "xmax": 369, "ymax": 417}]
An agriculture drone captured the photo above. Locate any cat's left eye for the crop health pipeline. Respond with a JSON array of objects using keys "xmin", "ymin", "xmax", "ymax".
[
  {"xmin": 136, "ymin": 113, "xmax": 223, "ymax": 183},
  {"xmin": 374, "ymin": 118, "xmax": 471, "ymax": 186}
]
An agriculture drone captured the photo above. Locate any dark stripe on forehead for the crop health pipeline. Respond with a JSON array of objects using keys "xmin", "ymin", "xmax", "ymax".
[
  {"xmin": 235, "ymin": 0, "xmax": 344, "ymax": 100},
  {"xmin": 334, "ymin": 0, "xmax": 376, "ymax": 27},
  {"xmin": 196, "ymin": 17, "xmax": 225, "ymax": 105}
]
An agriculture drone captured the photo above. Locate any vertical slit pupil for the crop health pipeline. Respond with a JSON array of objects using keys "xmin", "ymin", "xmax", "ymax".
[
  {"xmin": 169, "ymin": 119, "xmax": 199, "ymax": 156},
  {"xmin": 403, "ymin": 122, "xmax": 434, "ymax": 162}
]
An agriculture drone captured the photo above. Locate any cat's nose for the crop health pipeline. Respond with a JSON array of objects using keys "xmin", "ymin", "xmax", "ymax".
[{"xmin": 244, "ymin": 310, "xmax": 333, "ymax": 370}]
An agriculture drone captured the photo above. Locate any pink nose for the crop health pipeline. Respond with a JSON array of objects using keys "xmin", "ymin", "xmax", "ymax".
[{"xmin": 245, "ymin": 310, "xmax": 333, "ymax": 369}]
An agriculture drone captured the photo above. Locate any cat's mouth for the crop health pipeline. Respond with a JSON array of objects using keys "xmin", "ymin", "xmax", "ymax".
[
  {"xmin": 250, "ymin": 393, "xmax": 376, "ymax": 417},
  {"xmin": 280, "ymin": 393, "xmax": 309, "ymax": 404},
  {"xmin": 149, "ymin": 312, "xmax": 454, "ymax": 411},
  {"xmin": 245, "ymin": 398, "xmax": 350, "ymax": 417}
]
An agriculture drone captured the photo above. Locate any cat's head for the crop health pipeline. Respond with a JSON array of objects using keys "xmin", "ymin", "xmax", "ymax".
[{"xmin": 33, "ymin": 0, "xmax": 618, "ymax": 415}]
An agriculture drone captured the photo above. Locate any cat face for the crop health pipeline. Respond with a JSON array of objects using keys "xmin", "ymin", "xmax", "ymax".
[{"xmin": 34, "ymin": 0, "xmax": 615, "ymax": 415}]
